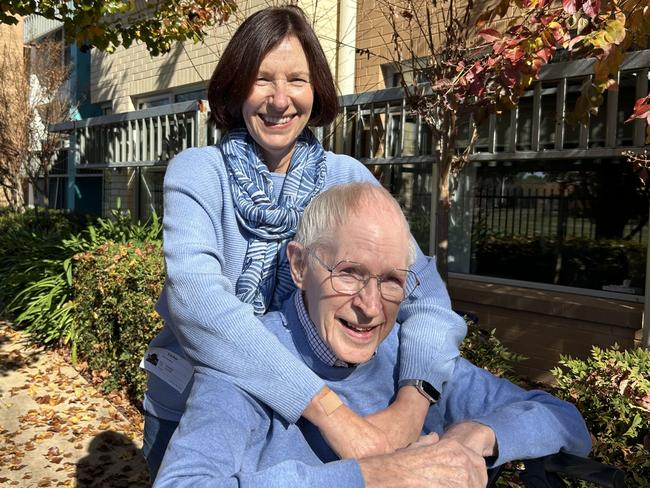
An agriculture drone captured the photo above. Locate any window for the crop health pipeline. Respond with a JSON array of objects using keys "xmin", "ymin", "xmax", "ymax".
[
  {"xmin": 137, "ymin": 94, "xmax": 172, "ymax": 110},
  {"xmin": 175, "ymin": 89, "xmax": 207, "ymax": 103},
  {"xmin": 449, "ymin": 159, "xmax": 647, "ymax": 296}
]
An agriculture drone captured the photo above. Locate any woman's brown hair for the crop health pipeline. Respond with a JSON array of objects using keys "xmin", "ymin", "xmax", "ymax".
[{"xmin": 207, "ymin": 5, "xmax": 338, "ymax": 131}]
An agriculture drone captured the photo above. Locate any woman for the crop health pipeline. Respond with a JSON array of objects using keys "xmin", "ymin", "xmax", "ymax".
[{"xmin": 142, "ymin": 5, "xmax": 466, "ymax": 479}]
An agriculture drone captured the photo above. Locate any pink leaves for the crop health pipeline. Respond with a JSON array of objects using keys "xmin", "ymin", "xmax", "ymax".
[
  {"xmin": 562, "ymin": 0, "xmax": 600, "ymax": 18},
  {"xmin": 478, "ymin": 29, "xmax": 502, "ymax": 43},
  {"xmin": 562, "ymin": 0, "xmax": 578, "ymax": 14},
  {"xmin": 626, "ymin": 94, "xmax": 650, "ymax": 124},
  {"xmin": 582, "ymin": 0, "xmax": 600, "ymax": 18}
]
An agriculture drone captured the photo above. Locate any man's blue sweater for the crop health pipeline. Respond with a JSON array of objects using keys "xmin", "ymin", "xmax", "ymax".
[
  {"xmin": 145, "ymin": 145, "xmax": 467, "ymax": 423},
  {"xmin": 154, "ymin": 292, "xmax": 592, "ymax": 487}
]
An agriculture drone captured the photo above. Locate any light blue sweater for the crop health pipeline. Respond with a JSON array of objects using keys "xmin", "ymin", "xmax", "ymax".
[
  {"xmin": 144, "ymin": 145, "xmax": 467, "ymax": 423},
  {"xmin": 153, "ymin": 292, "xmax": 592, "ymax": 487}
]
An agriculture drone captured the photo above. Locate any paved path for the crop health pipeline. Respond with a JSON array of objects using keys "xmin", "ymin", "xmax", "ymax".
[{"xmin": 0, "ymin": 322, "xmax": 150, "ymax": 487}]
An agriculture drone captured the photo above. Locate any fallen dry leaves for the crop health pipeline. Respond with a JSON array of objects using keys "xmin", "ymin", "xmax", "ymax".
[{"xmin": 0, "ymin": 322, "xmax": 151, "ymax": 487}]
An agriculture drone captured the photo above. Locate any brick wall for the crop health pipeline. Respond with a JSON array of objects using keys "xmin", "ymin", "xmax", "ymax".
[
  {"xmin": 0, "ymin": 19, "xmax": 24, "ymax": 208},
  {"xmin": 354, "ymin": 0, "xmax": 516, "ymax": 92},
  {"xmin": 449, "ymin": 278, "xmax": 643, "ymax": 384},
  {"xmin": 91, "ymin": 0, "xmax": 340, "ymax": 114}
]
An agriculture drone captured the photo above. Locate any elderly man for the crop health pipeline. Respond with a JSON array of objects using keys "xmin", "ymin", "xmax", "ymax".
[{"xmin": 154, "ymin": 182, "xmax": 591, "ymax": 487}]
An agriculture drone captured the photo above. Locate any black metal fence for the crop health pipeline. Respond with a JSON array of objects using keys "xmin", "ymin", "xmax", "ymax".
[{"xmin": 472, "ymin": 186, "xmax": 647, "ymax": 243}]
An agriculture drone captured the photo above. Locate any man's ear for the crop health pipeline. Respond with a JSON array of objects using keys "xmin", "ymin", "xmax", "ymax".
[{"xmin": 287, "ymin": 241, "xmax": 306, "ymax": 290}]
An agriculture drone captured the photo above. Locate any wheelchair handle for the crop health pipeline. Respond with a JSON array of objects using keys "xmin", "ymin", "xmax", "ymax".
[{"xmin": 542, "ymin": 452, "xmax": 625, "ymax": 488}]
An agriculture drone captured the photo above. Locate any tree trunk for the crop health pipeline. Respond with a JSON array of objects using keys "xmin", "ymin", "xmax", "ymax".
[
  {"xmin": 436, "ymin": 169, "xmax": 451, "ymax": 283},
  {"xmin": 434, "ymin": 110, "xmax": 457, "ymax": 284}
]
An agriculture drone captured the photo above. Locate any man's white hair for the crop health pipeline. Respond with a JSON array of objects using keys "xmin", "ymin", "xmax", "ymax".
[{"xmin": 294, "ymin": 182, "xmax": 417, "ymax": 266}]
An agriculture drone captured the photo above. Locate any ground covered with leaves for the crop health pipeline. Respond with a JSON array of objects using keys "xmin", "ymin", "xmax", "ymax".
[{"xmin": 0, "ymin": 322, "xmax": 150, "ymax": 487}]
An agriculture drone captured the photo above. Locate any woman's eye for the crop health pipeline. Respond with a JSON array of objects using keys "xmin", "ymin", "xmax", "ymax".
[
  {"xmin": 255, "ymin": 78, "xmax": 271, "ymax": 86},
  {"xmin": 289, "ymin": 79, "xmax": 308, "ymax": 87}
]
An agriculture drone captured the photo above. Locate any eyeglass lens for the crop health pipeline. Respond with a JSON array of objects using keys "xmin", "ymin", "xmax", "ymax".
[{"xmin": 330, "ymin": 261, "xmax": 415, "ymax": 302}]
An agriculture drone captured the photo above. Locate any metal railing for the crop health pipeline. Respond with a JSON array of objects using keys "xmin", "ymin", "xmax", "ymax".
[
  {"xmin": 472, "ymin": 186, "xmax": 647, "ymax": 243},
  {"xmin": 51, "ymin": 100, "xmax": 218, "ymax": 168},
  {"xmin": 326, "ymin": 49, "xmax": 650, "ymax": 163},
  {"xmin": 49, "ymin": 49, "xmax": 650, "ymax": 170}
]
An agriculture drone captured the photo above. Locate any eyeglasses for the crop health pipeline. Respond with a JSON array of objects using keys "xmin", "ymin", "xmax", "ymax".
[{"xmin": 308, "ymin": 250, "xmax": 420, "ymax": 303}]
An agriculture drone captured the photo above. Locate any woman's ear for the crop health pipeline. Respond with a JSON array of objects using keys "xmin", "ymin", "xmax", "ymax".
[{"xmin": 287, "ymin": 241, "xmax": 306, "ymax": 289}]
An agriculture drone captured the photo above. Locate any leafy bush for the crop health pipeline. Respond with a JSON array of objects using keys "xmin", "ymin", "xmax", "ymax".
[
  {"xmin": 552, "ymin": 346, "xmax": 650, "ymax": 486},
  {"xmin": 0, "ymin": 208, "xmax": 89, "ymax": 313},
  {"xmin": 72, "ymin": 241, "xmax": 164, "ymax": 400},
  {"xmin": 0, "ymin": 206, "xmax": 161, "ymax": 346},
  {"xmin": 460, "ymin": 317, "xmax": 526, "ymax": 383}
]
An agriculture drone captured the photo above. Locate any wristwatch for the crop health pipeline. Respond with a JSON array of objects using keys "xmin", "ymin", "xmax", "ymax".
[{"xmin": 398, "ymin": 379, "xmax": 440, "ymax": 404}]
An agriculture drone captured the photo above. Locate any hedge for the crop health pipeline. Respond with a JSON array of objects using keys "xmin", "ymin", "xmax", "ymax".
[
  {"xmin": 552, "ymin": 347, "xmax": 650, "ymax": 486},
  {"xmin": 72, "ymin": 241, "xmax": 164, "ymax": 400}
]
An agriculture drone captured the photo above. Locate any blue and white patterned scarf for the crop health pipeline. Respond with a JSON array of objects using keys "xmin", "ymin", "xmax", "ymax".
[{"xmin": 220, "ymin": 127, "xmax": 327, "ymax": 315}]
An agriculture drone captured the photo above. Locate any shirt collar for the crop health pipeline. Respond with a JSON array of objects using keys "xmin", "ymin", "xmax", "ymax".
[{"xmin": 294, "ymin": 292, "xmax": 349, "ymax": 368}]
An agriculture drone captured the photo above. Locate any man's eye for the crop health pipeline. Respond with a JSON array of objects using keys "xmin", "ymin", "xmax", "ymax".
[
  {"xmin": 255, "ymin": 78, "xmax": 272, "ymax": 86},
  {"xmin": 337, "ymin": 267, "xmax": 364, "ymax": 278},
  {"xmin": 384, "ymin": 273, "xmax": 406, "ymax": 286}
]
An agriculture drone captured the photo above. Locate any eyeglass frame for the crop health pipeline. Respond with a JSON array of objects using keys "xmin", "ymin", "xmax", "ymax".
[{"xmin": 307, "ymin": 249, "xmax": 420, "ymax": 303}]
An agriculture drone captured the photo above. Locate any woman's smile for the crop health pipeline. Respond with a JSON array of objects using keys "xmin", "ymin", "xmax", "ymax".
[{"xmin": 242, "ymin": 35, "xmax": 314, "ymax": 172}]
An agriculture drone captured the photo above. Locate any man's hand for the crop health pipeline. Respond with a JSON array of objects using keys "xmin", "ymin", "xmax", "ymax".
[
  {"xmin": 441, "ymin": 421, "xmax": 497, "ymax": 458},
  {"xmin": 359, "ymin": 437, "xmax": 488, "ymax": 487},
  {"xmin": 303, "ymin": 387, "xmax": 392, "ymax": 458}
]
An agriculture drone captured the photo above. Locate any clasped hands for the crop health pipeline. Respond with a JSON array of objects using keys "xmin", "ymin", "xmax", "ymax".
[{"xmin": 305, "ymin": 386, "xmax": 496, "ymax": 487}]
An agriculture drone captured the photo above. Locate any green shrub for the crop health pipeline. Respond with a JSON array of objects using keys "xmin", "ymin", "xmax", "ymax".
[
  {"xmin": 72, "ymin": 241, "xmax": 164, "ymax": 401},
  {"xmin": 460, "ymin": 318, "xmax": 526, "ymax": 383},
  {"xmin": 0, "ymin": 209, "xmax": 89, "ymax": 313},
  {"xmin": 552, "ymin": 346, "xmax": 650, "ymax": 486},
  {"xmin": 0, "ymin": 206, "xmax": 161, "ymax": 346}
]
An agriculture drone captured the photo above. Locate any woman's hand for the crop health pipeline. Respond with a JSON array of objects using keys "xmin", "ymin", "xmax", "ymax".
[
  {"xmin": 440, "ymin": 421, "xmax": 497, "ymax": 458},
  {"xmin": 303, "ymin": 387, "xmax": 392, "ymax": 458},
  {"xmin": 365, "ymin": 385, "xmax": 431, "ymax": 449}
]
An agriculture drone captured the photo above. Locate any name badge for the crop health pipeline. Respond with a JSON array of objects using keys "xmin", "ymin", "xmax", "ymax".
[{"xmin": 139, "ymin": 347, "xmax": 193, "ymax": 394}]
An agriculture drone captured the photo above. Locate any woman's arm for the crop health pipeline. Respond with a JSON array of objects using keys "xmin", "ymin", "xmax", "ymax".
[{"xmin": 160, "ymin": 149, "xmax": 325, "ymax": 422}]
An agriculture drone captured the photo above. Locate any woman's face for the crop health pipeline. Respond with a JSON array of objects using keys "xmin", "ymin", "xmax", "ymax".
[{"xmin": 242, "ymin": 35, "xmax": 314, "ymax": 172}]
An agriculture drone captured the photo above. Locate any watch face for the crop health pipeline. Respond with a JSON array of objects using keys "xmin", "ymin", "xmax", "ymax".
[{"xmin": 420, "ymin": 381, "xmax": 440, "ymax": 402}]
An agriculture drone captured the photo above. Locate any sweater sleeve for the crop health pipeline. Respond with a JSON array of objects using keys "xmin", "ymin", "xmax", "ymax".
[
  {"xmin": 161, "ymin": 149, "xmax": 324, "ymax": 422},
  {"xmin": 325, "ymin": 154, "xmax": 466, "ymax": 392},
  {"xmin": 154, "ymin": 371, "xmax": 365, "ymax": 488},
  {"xmin": 438, "ymin": 359, "xmax": 592, "ymax": 466},
  {"xmin": 396, "ymin": 249, "xmax": 467, "ymax": 391}
]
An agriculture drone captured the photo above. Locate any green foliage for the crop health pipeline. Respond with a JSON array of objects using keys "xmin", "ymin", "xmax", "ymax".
[
  {"xmin": 72, "ymin": 241, "xmax": 164, "ymax": 400},
  {"xmin": 0, "ymin": 207, "xmax": 161, "ymax": 346},
  {"xmin": 0, "ymin": 209, "xmax": 89, "ymax": 315},
  {"xmin": 552, "ymin": 347, "xmax": 650, "ymax": 486},
  {"xmin": 66, "ymin": 205, "xmax": 162, "ymax": 253},
  {"xmin": 1, "ymin": 0, "xmax": 236, "ymax": 56},
  {"xmin": 460, "ymin": 317, "xmax": 526, "ymax": 382}
]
